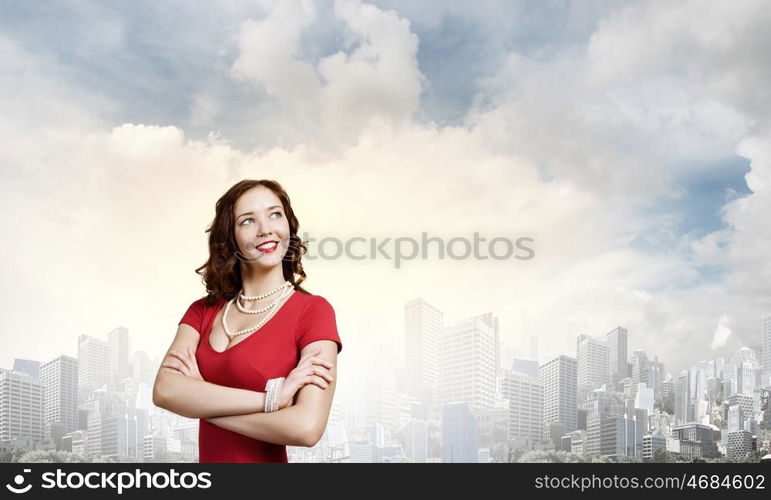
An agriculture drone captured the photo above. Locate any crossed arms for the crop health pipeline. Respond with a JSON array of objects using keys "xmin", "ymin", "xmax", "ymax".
[{"xmin": 152, "ymin": 323, "xmax": 338, "ymax": 448}]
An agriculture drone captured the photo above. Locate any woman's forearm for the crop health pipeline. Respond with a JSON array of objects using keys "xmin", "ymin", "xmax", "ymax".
[
  {"xmin": 153, "ymin": 371, "xmax": 265, "ymax": 419},
  {"xmin": 205, "ymin": 405, "xmax": 316, "ymax": 447}
]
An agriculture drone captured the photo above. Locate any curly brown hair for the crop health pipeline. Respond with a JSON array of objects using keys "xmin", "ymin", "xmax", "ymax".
[{"xmin": 195, "ymin": 179, "xmax": 310, "ymax": 306}]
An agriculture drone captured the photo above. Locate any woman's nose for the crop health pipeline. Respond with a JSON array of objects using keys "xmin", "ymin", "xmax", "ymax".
[
  {"xmin": 253, "ymin": 216, "xmax": 276, "ymax": 236},
  {"xmin": 253, "ymin": 219, "xmax": 267, "ymax": 234}
]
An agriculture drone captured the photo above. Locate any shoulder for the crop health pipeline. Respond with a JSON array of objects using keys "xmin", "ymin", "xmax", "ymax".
[
  {"xmin": 295, "ymin": 293, "xmax": 336, "ymax": 319},
  {"xmin": 191, "ymin": 295, "xmax": 227, "ymax": 310},
  {"xmin": 179, "ymin": 296, "xmax": 222, "ymax": 321},
  {"xmin": 293, "ymin": 292, "xmax": 342, "ymax": 353},
  {"xmin": 185, "ymin": 296, "xmax": 209, "ymax": 312},
  {"xmin": 296, "ymin": 292, "xmax": 333, "ymax": 309}
]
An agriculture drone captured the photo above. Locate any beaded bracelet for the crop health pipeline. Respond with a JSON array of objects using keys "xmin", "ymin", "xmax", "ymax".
[
  {"xmin": 265, "ymin": 379, "xmax": 275, "ymax": 413},
  {"xmin": 272, "ymin": 377, "xmax": 284, "ymax": 411},
  {"xmin": 264, "ymin": 377, "xmax": 285, "ymax": 413}
]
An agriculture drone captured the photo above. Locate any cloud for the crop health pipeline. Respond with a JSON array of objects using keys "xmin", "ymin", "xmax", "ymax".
[
  {"xmin": 231, "ymin": 1, "xmax": 320, "ymax": 107},
  {"xmin": 711, "ymin": 314, "xmax": 732, "ymax": 350},
  {"xmin": 462, "ymin": 0, "xmax": 771, "ymax": 364},
  {"xmin": 718, "ymin": 132, "xmax": 771, "ymax": 302},
  {"xmin": 587, "ymin": 0, "xmax": 771, "ymax": 130},
  {"xmin": 230, "ymin": 0, "xmax": 422, "ymax": 147}
]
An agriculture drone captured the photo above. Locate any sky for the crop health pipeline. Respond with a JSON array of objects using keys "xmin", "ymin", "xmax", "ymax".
[{"xmin": 1, "ymin": 0, "xmax": 770, "ymax": 375}]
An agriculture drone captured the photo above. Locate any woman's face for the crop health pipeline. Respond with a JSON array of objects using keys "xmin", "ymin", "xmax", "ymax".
[{"xmin": 233, "ymin": 186, "xmax": 291, "ymax": 268}]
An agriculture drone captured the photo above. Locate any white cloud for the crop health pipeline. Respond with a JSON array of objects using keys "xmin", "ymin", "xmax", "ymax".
[
  {"xmin": 720, "ymin": 132, "xmax": 771, "ymax": 301},
  {"xmin": 319, "ymin": 1, "xmax": 422, "ymax": 129},
  {"xmin": 230, "ymin": 0, "xmax": 422, "ymax": 147},
  {"xmin": 230, "ymin": 1, "xmax": 320, "ymax": 107},
  {"xmin": 464, "ymin": 0, "xmax": 771, "ymax": 364},
  {"xmin": 587, "ymin": 0, "xmax": 771, "ymax": 129},
  {"xmin": 711, "ymin": 314, "xmax": 732, "ymax": 350}
]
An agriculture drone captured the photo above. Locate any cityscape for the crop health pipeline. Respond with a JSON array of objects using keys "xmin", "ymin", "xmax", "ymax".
[{"xmin": 1, "ymin": 298, "xmax": 770, "ymax": 463}]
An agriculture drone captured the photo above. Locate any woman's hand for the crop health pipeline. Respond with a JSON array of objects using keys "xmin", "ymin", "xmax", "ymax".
[
  {"xmin": 161, "ymin": 346, "xmax": 204, "ymax": 381},
  {"xmin": 276, "ymin": 347, "xmax": 335, "ymax": 410}
]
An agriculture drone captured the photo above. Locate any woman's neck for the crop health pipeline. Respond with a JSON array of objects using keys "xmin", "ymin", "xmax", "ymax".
[{"xmin": 239, "ymin": 264, "xmax": 287, "ymax": 297}]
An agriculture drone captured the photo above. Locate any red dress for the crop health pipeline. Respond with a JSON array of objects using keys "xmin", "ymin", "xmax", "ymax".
[{"xmin": 177, "ymin": 291, "xmax": 343, "ymax": 463}]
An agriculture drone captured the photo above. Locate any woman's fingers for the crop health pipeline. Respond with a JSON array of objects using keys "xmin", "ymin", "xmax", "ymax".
[
  {"xmin": 284, "ymin": 367, "xmax": 332, "ymax": 391},
  {"xmin": 297, "ymin": 356, "xmax": 333, "ymax": 371},
  {"xmin": 167, "ymin": 355, "xmax": 191, "ymax": 374},
  {"xmin": 298, "ymin": 348, "xmax": 320, "ymax": 364},
  {"xmin": 310, "ymin": 357, "xmax": 333, "ymax": 368},
  {"xmin": 312, "ymin": 365, "xmax": 334, "ymax": 382},
  {"xmin": 305, "ymin": 374, "xmax": 328, "ymax": 389},
  {"xmin": 168, "ymin": 350, "xmax": 188, "ymax": 365},
  {"xmin": 168, "ymin": 351, "xmax": 194, "ymax": 373},
  {"xmin": 300, "ymin": 367, "xmax": 332, "ymax": 386},
  {"xmin": 297, "ymin": 347, "xmax": 323, "ymax": 367},
  {"xmin": 296, "ymin": 364, "xmax": 333, "ymax": 381},
  {"xmin": 161, "ymin": 361, "xmax": 186, "ymax": 374}
]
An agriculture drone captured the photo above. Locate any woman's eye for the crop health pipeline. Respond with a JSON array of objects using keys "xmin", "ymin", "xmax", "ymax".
[{"xmin": 240, "ymin": 213, "xmax": 280, "ymax": 225}]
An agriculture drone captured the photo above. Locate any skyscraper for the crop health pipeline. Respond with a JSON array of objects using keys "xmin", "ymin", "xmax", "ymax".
[
  {"xmin": 649, "ymin": 356, "xmax": 665, "ymax": 402},
  {"xmin": 40, "ymin": 355, "xmax": 79, "ymax": 437},
  {"xmin": 577, "ymin": 334, "xmax": 609, "ymax": 404},
  {"xmin": 404, "ymin": 418, "xmax": 428, "ymax": 463},
  {"xmin": 726, "ymin": 393, "xmax": 754, "ymax": 431},
  {"xmin": 502, "ymin": 370, "xmax": 542, "ymax": 448},
  {"xmin": 77, "ymin": 334, "xmax": 110, "ymax": 404},
  {"xmin": 731, "ymin": 347, "xmax": 759, "ymax": 396},
  {"xmin": 631, "ymin": 350, "xmax": 651, "ymax": 398},
  {"xmin": 762, "ymin": 314, "xmax": 771, "ymax": 377},
  {"xmin": 599, "ymin": 414, "xmax": 640, "ymax": 460},
  {"xmin": 606, "ymin": 326, "xmax": 629, "ymax": 386},
  {"xmin": 404, "ymin": 298, "xmax": 442, "ymax": 413},
  {"xmin": 727, "ymin": 404, "xmax": 743, "ymax": 433},
  {"xmin": 539, "ymin": 355, "xmax": 578, "ymax": 444},
  {"xmin": 582, "ymin": 388, "xmax": 625, "ymax": 418},
  {"xmin": 582, "ymin": 388, "xmax": 624, "ymax": 456},
  {"xmin": 442, "ymin": 402, "xmax": 478, "ymax": 463},
  {"xmin": 0, "ymin": 369, "xmax": 44, "ymax": 444},
  {"xmin": 131, "ymin": 351, "xmax": 157, "ymax": 386},
  {"xmin": 675, "ymin": 370, "xmax": 690, "ymax": 425},
  {"xmin": 439, "ymin": 313, "xmax": 497, "ymax": 410},
  {"xmin": 108, "ymin": 327, "xmax": 132, "ymax": 390},
  {"xmin": 12, "ymin": 359, "xmax": 40, "ymax": 381}
]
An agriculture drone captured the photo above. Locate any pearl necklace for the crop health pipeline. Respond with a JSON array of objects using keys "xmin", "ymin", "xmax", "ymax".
[
  {"xmin": 222, "ymin": 282, "xmax": 294, "ymax": 340},
  {"xmin": 236, "ymin": 281, "xmax": 293, "ymax": 314},
  {"xmin": 239, "ymin": 281, "xmax": 292, "ymax": 301}
]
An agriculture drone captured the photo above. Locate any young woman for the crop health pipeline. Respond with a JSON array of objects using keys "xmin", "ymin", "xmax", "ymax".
[{"xmin": 152, "ymin": 179, "xmax": 343, "ymax": 463}]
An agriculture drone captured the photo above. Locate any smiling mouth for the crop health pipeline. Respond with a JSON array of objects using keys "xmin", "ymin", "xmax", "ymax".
[{"xmin": 256, "ymin": 241, "xmax": 278, "ymax": 251}]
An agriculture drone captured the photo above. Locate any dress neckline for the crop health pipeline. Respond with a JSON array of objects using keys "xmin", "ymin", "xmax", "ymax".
[{"xmin": 206, "ymin": 291, "xmax": 299, "ymax": 354}]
